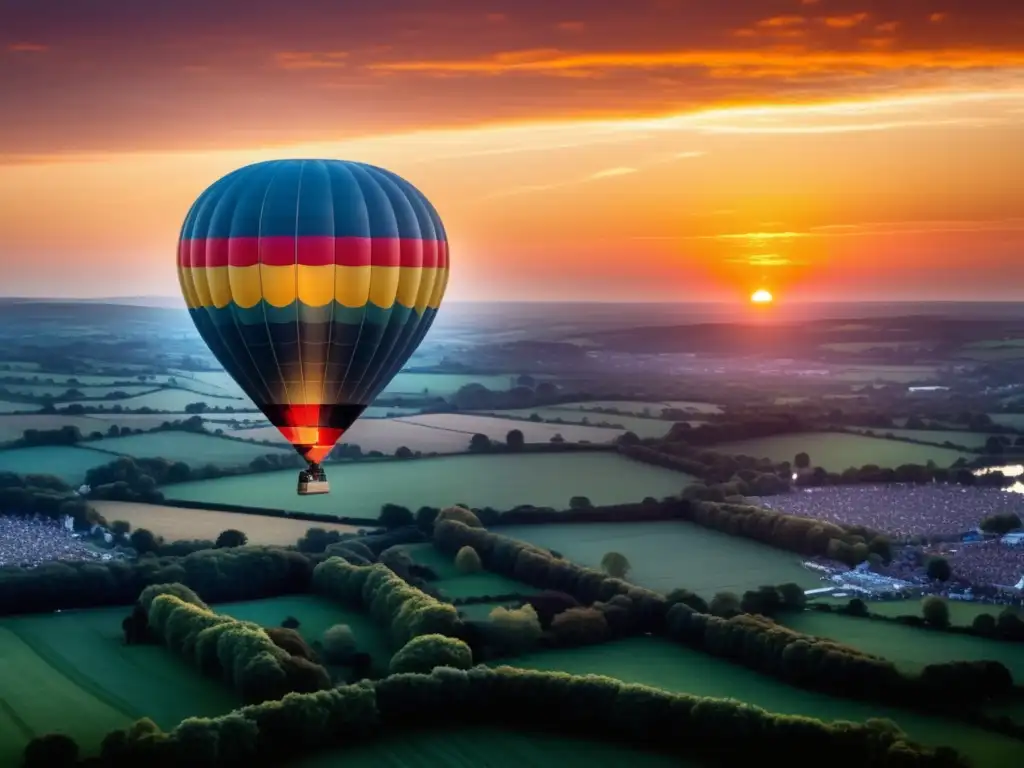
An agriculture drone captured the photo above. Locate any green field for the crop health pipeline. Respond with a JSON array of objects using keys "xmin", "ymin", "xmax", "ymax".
[
  {"xmin": 80, "ymin": 430, "xmax": 293, "ymax": 466},
  {"xmin": 778, "ymin": 612, "xmax": 1024, "ymax": 679},
  {"xmin": 848, "ymin": 428, "xmax": 995, "ymax": 448},
  {"xmin": 497, "ymin": 521, "xmax": 820, "ymax": 595},
  {"xmin": 819, "ymin": 598, "xmax": 1022, "ymax": 627},
  {"xmin": 0, "ymin": 445, "xmax": 124, "ymax": 484},
  {"xmin": 295, "ymin": 726, "xmax": 691, "ymax": 767},
  {"xmin": 716, "ymin": 432, "xmax": 971, "ymax": 470},
  {"xmin": 401, "ymin": 543, "xmax": 539, "ymax": 599},
  {"xmin": 0, "ymin": 384, "xmax": 160, "ymax": 398},
  {"xmin": 403, "ymin": 413, "xmax": 631, "ymax": 444},
  {"xmin": 831, "ymin": 366, "xmax": 938, "ymax": 383},
  {"xmin": 163, "ymin": 453, "xmax": 694, "ymax": 516},
  {"xmin": 476, "ymin": 408, "xmax": 676, "ymax": 439},
  {"xmin": 214, "ymin": 595, "xmax": 393, "ymax": 671},
  {"xmin": 0, "ymin": 400, "xmax": 40, "ymax": 414},
  {"xmin": 65, "ymin": 388, "xmax": 252, "ymax": 413},
  {"xmin": 504, "ymin": 637, "xmax": 1024, "ymax": 767},
  {"xmin": 380, "ymin": 373, "xmax": 525, "ymax": 397},
  {"xmin": 0, "ymin": 609, "xmax": 237, "ymax": 765},
  {"xmin": 989, "ymin": 413, "xmax": 1024, "ymax": 428},
  {"xmin": 820, "ymin": 341, "xmax": 929, "ymax": 352},
  {"xmin": 553, "ymin": 400, "xmax": 721, "ymax": 416}
]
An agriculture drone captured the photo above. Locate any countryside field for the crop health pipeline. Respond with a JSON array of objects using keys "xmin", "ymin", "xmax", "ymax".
[
  {"xmin": 162, "ymin": 453, "xmax": 694, "ymax": 516},
  {"xmin": 779, "ymin": 612, "xmax": 1024, "ymax": 679},
  {"xmin": 296, "ymin": 727, "xmax": 691, "ymax": 768},
  {"xmin": 831, "ymin": 599, "xmax": 1022, "ymax": 625},
  {"xmin": 404, "ymin": 413, "xmax": 629, "ymax": 442},
  {"xmin": 497, "ymin": 521, "xmax": 820, "ymax": 595},
  {"xmin": 716, "ymin": 432, "xmax": 971, "ymax": 470},
  {"xmin": 0, "ymin": 609, "xmax": 238, "ymax": 765},
  {"xmin": 0, "ymin": 445, "xmax": 124, "ymax": 484},
  {"xmin": 474, "ymin": 408, "xmax": 676, "ymax": 439},
  {"xmin": 830, "ymin": 366, "xmax": 939, "ymax": 383},
  {"xmin": 214, "ymin": 595, "xmax": 394, "ymax": 672},
  {"xmin": 65, "ymin": 388, "xmax": 252, "ymax": 413},
  {"xmin": 505, "ymin": 637, "xmax": 1024, "ymax": 767},
  {"xmin": 0, "ymin": 401, "xmax": 40, "ymax": 414},
  {"xmin": 401, "ymin": 542, "xmax": 540, "ymax": 600},
  {"xmin": 90, "ymin": 501, "xmax": 363, "ymax": 544},
  {"xmin": 847, "ymin": 428, "xmax": 995, "ymax": 448},
  {"xmin": 79, "ymin": 431, "xmax": 292, "ymax": 466},
  {"xmin": 232, "ymin": 417, "xmax": 476, "ymax": 455},
  {"xmin": 989, "ymin": 413, "xmax": 1024, "ymax": 428}
]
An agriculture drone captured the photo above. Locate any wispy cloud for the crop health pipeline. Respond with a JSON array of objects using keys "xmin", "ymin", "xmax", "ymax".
[
  {"xmin": 588, "ymin": 167, "xmax": 637, "ymax": 179},
  {"xmin": 7, "ymin": 42, "xmax": 48, "ymax": 53},
  {"xmin": 274, "ymin": 51, "xmax": 349, "ymax": 70},
  {"xmin": 725, "ymin": 254, "xmax": 798, "ymax": 267},
  {"xmin": 635, "ymin": 218, "xmax": 1024, "ymax": 242}
]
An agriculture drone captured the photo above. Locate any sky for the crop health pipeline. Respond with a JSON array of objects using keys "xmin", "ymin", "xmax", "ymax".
[{"xmin": 1, "ymin": 0, "xmax": 1023, "ymax": 303}]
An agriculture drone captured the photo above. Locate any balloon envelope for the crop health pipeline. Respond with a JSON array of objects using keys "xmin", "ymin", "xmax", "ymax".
[{"xmin": 177, "ymin": 159, "xmax": 449, "ymax": 464}]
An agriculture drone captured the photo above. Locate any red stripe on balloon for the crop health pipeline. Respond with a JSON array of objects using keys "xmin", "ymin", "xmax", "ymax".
[{"xmin": 178, "ymin": 237, "xmax": 447, "ymax": 269}]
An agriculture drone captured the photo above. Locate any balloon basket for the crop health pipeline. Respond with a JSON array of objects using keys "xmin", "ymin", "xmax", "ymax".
[{"xmin": 297, "ymin": 467, "xmax": 330, "ymax": 496}]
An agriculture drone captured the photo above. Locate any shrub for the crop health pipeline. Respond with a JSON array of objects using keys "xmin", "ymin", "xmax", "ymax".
[
  {"xmin": 389, "ymin": 634, "xmax": 473, "ymax": 675},
  {"xmin": 709, "ymin": 591, "xmax": 741, "ymax": 618},
  {"xmin": 487, "ymin": 604, "xmax": 543, "ymax": 654},
  {"xmin": 600, "ymin": 551, "xmax": 631, "ymax": 579},
  {"xmin": 921, "ymin": 596, "xmax": 950, "ymax": 629},
  {"xmin": 454, "ymin": 545, "xmax": 483, "ymax": 574},
  {"xmin": 436, "ymin": 505, "xmax": 483, "ymax": 528},
  {"xmin": 322, "ymin": 624, "xmax": 358, "ymax": 664},
  {"xmin": 550, "ymin": 607, "xmax": 610, "ymax": 647}
]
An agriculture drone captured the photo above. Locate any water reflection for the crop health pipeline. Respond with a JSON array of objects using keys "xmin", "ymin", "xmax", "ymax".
[{"xmin": 974, "ymin": 464, "xmax": 1024, "ymax": 493}]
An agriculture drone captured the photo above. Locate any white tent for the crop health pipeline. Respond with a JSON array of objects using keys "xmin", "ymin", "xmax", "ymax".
[{"xmin": 1015, "ymin": 576, "xmax": 1024, "ymax": 591}]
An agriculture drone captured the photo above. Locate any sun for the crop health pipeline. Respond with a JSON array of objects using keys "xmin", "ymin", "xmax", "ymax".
[{"xmin": 751, "ymin": 289, "xmax": 774, "ymax": 304}]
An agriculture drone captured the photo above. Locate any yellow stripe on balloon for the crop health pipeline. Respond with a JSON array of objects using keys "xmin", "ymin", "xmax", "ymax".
[{"xmin": 179, "ymin": 266, "xmax": 448, "ymax": 310}]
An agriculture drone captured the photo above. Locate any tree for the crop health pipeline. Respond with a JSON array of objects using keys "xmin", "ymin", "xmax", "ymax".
[
  {"xmin": 468, "ymin": 433, "xmax": 492, "ymax": 452},
  {"xmin": 110, "ymin": 520, "xmax": 131, "ymax": 536},
  {"xmin": 550, "ymin": 433, "xmax": 565, "ymax": 444},
  {"xmin": 985, "ymin": 436, "xmax": 1006, "ymax": 455},
  {"xmin": 709, "ymin": 591, "xmax": 741, "ymax": 618},
  {"xmin": 600, "ymin": 551, "xmax": 631, "ymax": 579},
  {"xmin": 129, "ymin": 528, "xmax": 159, "ymax": 555},
  {"xmin": 215, "ymin": 529, "xmax": 247, "ymax": 548},
  {"xmin": 569, "ymin": 496, "xmax": 592, "ymax": 510},
  {"xmin": 436, "ymin": 506, "xmax": 482, "ymax": 528},
  {"xmin": 979, "ymin": 513, "xmax": 1022, "ymax": 535},
  {"xmin": 487, "ymin": 604, "xmax": 542, "ymax": 654},
  {"xmin": 794, "ymin": 452, "xmax": 811, "ymax": 470},
  {"xmin": 389, "ymin": 634, "xmax": 473, "ymax": 675},
  {"xmin": 281, "ymin": 616, "xmax": 301, "ymax": 629},
  {"xmin": 925, "ymin": 556, "xmax": 951, "ymax": 582},
  {"xmin": 321, "ymin": 624, "xmax": 357, "ymax": 664},
  {"xmin": 22, "ymin": 733, "xmax": 79, "ymax": 768},
  {"xmin": 972, "ymin": 613, "xmax": 997, "ymax": 635},
  {"xmin": 505, "ymin": 429, "xmax": 525, "ymax": 450},
  {"xmin": 454, "ymin": 545, "xmax": 483, "ymax": 574},
  {"xmin": 379, "ymin": 504, "xmax": 414, "ymax": 528},
  {"xmin": 395, "ymin": 445, "xmax": 413, "ymax": 459},
  {"xmin": 184, "ymin": 402, "xmax": 208, "ymax": 414},
  {"xmin": 776, "ymin": 582, "xmax": 806, "ymax": 611},
  {"xmin": 921, "ymin": 596, "xmax": 950, "ymax": 629}
]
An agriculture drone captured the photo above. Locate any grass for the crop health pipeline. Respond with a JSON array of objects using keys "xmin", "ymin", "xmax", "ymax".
[
  {"xmin": 409, "ymin": 412, "xmax": 633, "ymax": 441},
  {"xmin": 0, "ymin": 401, "xmax": 40, "ymax": 414},
  {"xmin": 162, "ymin": 453, "xmax": 694, "ymax": 517},
  {"xmin": 401, "ymin": 543, "xmax": 539, "ymax": 600},
  {"xmin": 830, "ymin": 366, "xmax": 938, "ymax": 383},
  {"xmin": 64, "ymin": 388, "xmax": 252, "ymax": 412},
  {"xmin": 214, "ymin": 595, "xmax": 393, "ymax": 672},
  {"xmin": 716, "ymin": 432, "xmax": 971, "ymax": 470},
  {"xmin": 818, "ymin": 598, "xmax": 1022, "ymax": 626},
  {"xmin": 0, "ymin": 445, "xmax": 125, "ymax": 484},
  {"xmin": 295, "ymin": 726, "xmax": 690, "ymax": 767},
  {"xmin": 90, "ymin": 500, "xmax": 363, "ymax": 544},
  {"xmin": 847, "ymin": 428, "xmax": 996, "ymax": 448},
  {"xmin": 496, "ymin": 521, "xmax": 821, "ymax": 595},
  {"xmin": 79, "ymin": 430, "xmax": 292, "ymax": 466},
  {"xmin": 777, "ymin": 611, "xmax": 1024, "ymax": 679},
  {"xmin": 989, "ymin": 413, "xmax": 1024, "ymax": 428},
  {"xmin": 0, "ymin": 608, "xmax": 238, "ymax": 764},
  {"xmin": 379, "ymin": 373, "xmax": 527, "ymax": 396},
  {"xmin": 473, "ymin": 408, "xmax": 675, "ymax": 439},
  {"xmin": 504, "ymin": 637, "xmax": 1024, "ymax": 767},
  {"xmin": 231, "ymin": 418, "xmax": 475, "ymax": 455}
]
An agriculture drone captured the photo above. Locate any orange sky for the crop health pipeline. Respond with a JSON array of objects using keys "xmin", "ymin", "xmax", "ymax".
[{"xmin": 1, "ymin": 0, "xmax": 1023, "ymax": 302}]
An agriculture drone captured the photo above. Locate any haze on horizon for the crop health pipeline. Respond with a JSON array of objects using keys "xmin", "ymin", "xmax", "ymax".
[{"xmin": 1, "ymin": 0, "xmax": 1022, "ymax": 304}]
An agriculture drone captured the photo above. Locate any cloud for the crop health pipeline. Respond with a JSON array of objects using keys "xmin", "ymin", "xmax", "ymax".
[
  {"xmin": 757, "ymin": 16, "xmax": 806, "ymax": 28},
  {"xmin": 725, "ymin": 254, "xmax": 797, "ymax": 266},
  {"xmin": 274, "ymin": 51, "xmax": 349, "ymax": 70},
  {"xmin": 822, "ymin": 13, "xmax": 870, "ymax": 29},
  {"xmin": 588, "ymin": 166, "xmax": 637, "ymax": 179},
  {"xmin": 557, "ymin": 21, "xmax": 586, "ymax": 33},
  {"xmin": 639, "ymin": 218, "xmax": 1024, "ymax": 243},
  {"xmin": 7, "ymin": 42, "xmax": 48, "ymax": 53},
  {"xmin": 930, "ymin": 13, "xmax": 948, "ymax": 23},
  {"xmin": 367, "ymin": 46, "xmax": 1024, "ymax": 79}
]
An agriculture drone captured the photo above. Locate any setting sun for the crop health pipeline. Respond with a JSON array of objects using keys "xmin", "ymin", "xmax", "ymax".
[{"xmin": 751, "ymin": 289, "xmax": 774, "ymax": 304}]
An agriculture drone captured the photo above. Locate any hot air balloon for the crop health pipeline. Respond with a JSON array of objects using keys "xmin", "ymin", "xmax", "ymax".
[{"xmin": 176, "ymin": 159, "xmax": 449, "ymax": 495}]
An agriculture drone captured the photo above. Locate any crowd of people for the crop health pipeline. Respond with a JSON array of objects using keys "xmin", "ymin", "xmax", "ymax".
[
  {"xmin": 756, "ymin": 484, "xmax": 1024, "ymax": 539},
  {"xmin": 0, "ymin": 515, "xmax": 103, "ymax": 568},
  {"xmin": 938, "ymin": 541, "xmax": 1024, "ymax": 590}
]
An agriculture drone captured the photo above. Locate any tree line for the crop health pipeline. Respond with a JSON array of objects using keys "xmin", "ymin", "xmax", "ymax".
[{"xmin": 28, "ymin": 666, "xmax": 965, "ymax": 768}]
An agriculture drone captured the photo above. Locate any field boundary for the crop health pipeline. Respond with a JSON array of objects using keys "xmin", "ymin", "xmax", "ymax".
[
  {"xmin": 138, "ymin": 497, "xmax": 382, "ymax": 527},
  {"xmin": 0, "ymin": 696, "xmax": 34, "ymax": 742}
]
